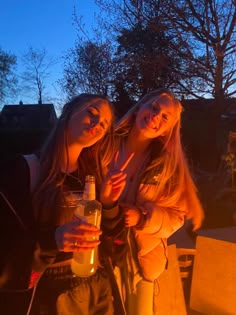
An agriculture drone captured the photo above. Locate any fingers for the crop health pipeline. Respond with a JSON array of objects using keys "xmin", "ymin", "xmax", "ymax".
[
  {"xmin": 120, "ymin": 152, "xmax": 135, "ymax": 171},
  {"xmin": 111, "ymin": 151, "xmax": 134, "ymax": 172},
  {"xmin": 105, "ymin": 151, "xmax": 135, "ymax": 185},
  {"xmin": 104, "ymin": 151, "xmax": 135, "ymax": 189},
  {"xmin": 125, "ymin": 214, "xmax": 133, "ymax": 227},
  {"xmin": 64, "ymin": 221, "xmax": 102, "ymax": 239},
  {"xmin": 106, "ymin": 172, "xmax": 127, "ymax": 187},
  {"xmin": 100, "ymin": 151, "xmax": 134, "ymax": 207},
  {"xmin": 65, "ymin": 228, "xmax": 101, "ymax": 239},
  {"xmin": 124, "ymin": 208, "xmax": 132, "ymax": 227},
  {"xmin": 56, "ymin": 220, "xmax": 102, "ymax": 252},
  {"xmin": 109, "ymin": 150, "xmax": 119, "ymax": 171},
  {"xmin": 64, "ymin": 239, "xmax": 101, "ymax": 252},
  {"xmin": 124, "ymin": 208, "xmax": 141, "ymax": 227},
  {"xmin": 72, "ymin": 220, "xmax": 102, "ymax": 233},
  {"xmin": 113, "ymin": 150, "xmax": 119, "ymax": 166}
]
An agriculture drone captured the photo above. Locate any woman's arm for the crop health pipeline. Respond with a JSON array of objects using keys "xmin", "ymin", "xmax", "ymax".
[
  {"xmin": 139, "ymin": 201, "xmax": 186, "ymax": 238},
  {"xmin": 122, "ymin": 200, "xmax": 186, "ymax": 239}
]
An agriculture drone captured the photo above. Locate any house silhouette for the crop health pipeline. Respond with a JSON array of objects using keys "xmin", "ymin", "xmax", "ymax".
[{"xmin": 0, "ymin": 102, "xmax": 57, "ymax": 156}]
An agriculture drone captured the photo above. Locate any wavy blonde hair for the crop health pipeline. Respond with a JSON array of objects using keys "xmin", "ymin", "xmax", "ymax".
[
  {"xmin": 33, "ymin": 94, "xmax": 115, "ymax": 226},
  {"xmin": 116, "ymin": 89, "xmax": 204, "ymax": 230}
]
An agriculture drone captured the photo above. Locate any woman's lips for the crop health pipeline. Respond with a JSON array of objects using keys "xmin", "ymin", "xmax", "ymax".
[
  {"xmin": 84, "ymin": 126, "xmax": 95, "ymax": 135},
  {"xmin": 88, "ymin": 127, "xmax": 95, "ymax": 135},
  {"xmin": 144, "ymin": 116, "xmax": 157, "ymax": 130}
]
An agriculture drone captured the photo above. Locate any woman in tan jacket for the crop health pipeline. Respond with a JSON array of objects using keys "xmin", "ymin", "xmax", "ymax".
[{"xmin": 100, "ymin": 88, "xmax": 204, "ymax": 315}]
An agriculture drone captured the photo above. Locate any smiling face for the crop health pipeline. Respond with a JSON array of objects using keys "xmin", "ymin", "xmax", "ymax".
[
  {"xmin": 134, "ymin": 93, "xmax": 180, "ymax": 140},
  {"xmin": 67, "ymin": 99, "xmax": 112, "ymax": 147}
]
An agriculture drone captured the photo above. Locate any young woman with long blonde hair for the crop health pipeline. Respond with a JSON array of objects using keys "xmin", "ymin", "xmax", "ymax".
[{"xmin": 100, "ymin": 88, "xmax": 204, "ymax": 315}]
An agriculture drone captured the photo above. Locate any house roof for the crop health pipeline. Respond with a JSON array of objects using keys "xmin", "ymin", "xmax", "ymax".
[
  {"xmin": 181, "ymin": 98, "xmax": 236, "ymax": 119},
  {"xmin": 0, "ymin": 103, "xmax": 57, "ymax": 130}
]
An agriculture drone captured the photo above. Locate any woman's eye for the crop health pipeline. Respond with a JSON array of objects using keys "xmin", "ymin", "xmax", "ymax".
[
  {"xmin": 100, "ymin": 121, "xmax": 106, "ymax": 130},
  {"xmin": 162, "ymin": 114, "xmax": 168, "ymax": 121},
  {"xmin": 88, "ymin": 108, "xmax": 96, "ymax": 117}
]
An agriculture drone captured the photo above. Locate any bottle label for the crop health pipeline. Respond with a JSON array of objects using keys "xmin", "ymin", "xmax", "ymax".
[{"xmin": 74, "ymin": 203, "xmax": 101, "ymax": 228}]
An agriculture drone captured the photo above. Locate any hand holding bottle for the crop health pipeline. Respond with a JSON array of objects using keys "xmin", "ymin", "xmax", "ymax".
[
  {"xmin": 55, "ymin": 220, "xmax": 101, "ymax": 252},
  {"xmin": 70, "ymin": 175, "xmax": 102, "ymax": 277}
]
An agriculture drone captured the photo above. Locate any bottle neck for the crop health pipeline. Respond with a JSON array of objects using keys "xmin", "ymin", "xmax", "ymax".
[{"xmin": 83, "ymin": 176, "xmax": 96, "ymax": 200}]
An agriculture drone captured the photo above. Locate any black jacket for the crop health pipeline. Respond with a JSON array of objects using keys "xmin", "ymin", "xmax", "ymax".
[{"xmin": 0, "ymin": 154, "xmax": 36, "ymax": 291}]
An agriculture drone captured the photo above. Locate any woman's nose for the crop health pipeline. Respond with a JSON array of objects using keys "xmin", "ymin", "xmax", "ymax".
[
  {"xmin": 91, "ymin": 116, "xmax": 99, "ymax": 127},
  {"xmin": 151, "ymin": 110, "xmax": 161, "ymax": 127}
]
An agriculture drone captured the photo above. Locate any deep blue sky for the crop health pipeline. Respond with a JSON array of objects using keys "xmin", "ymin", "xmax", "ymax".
[{"xmin": 1, "ymin": 0, "xmax": 100, "ymax": 106}]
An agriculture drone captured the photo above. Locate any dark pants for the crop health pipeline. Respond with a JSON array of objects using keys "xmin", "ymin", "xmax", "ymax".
[
  {"xmin": 0, "ymin": 289, "xmax": 33, "ymax": 315},
  {"xmin": 31, "ymin": 268, "xmax": 114, "ymax": 315}
]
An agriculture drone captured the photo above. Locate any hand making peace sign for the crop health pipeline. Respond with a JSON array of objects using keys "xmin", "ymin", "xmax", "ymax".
[{"xmin": 100, "ymin": 151, "xmax": 134, "ymax": 209}]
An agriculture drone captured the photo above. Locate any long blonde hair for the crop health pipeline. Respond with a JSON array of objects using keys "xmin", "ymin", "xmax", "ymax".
[
  {"xmin": 33, "ymin": 94, "xmax": 115, "ymax": 226},
  {"xmin": 116, "ymin": 89, "xmax": 204, "ymax": 230}
]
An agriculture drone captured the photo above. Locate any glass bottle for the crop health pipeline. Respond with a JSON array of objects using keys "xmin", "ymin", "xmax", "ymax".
[{"xmin": 71, "ymin": 175, "xmax": 101, "ymax": 277}]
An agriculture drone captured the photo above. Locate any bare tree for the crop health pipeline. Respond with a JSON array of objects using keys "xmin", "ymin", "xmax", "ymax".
[
  {"xmin": 95, "ymin": 0, "xmax": 236, "ymax": 104},
  {"xmin": 60, "ymin": 40, "xmax": 114, "ymax": 98},
  {"xmin": 60, "ymin": 7, "xmax": 116, "ymax": 100},
  {"xmin": 72, "ymin": 1, "xmax": 182, "ymax": 101},
  {"xmin": 20, "ymin": 47, "xmax": 57, "ymax": 104},
  {"xmin": 0, "ymin": 48, "xmax": 18, "ymax": 105},
  {"xmin": 161, "ymin": 0, "xmax": 236, "ymax": 105}
]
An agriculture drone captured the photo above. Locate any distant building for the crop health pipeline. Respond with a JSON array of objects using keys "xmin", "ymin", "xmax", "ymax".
[
  {"xmin": 0, "ymin": 102, "xmax": 58, "ymax": 155},
  {"xmin": 182, "ymin": 98, "xmax": 236, "ymax": 120},
  {"xmin": 0, "ymin": 102, "xmax": 57, "ymax": 130}
]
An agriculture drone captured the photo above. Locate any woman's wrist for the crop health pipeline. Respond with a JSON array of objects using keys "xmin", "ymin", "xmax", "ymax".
[
  {"xmin": 102, "ymin": 201, "xmax": 118, "ymax": 210},
  {"xmin": 135, "ymin": 207, "xmax": 148, "ymax": 229}
]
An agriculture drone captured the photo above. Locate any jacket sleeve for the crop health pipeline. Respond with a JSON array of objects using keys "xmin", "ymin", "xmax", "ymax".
[
  {"xmin": 36, "ymin": 226, "xmax": 58, "ymax": 252},
  {"xmin": 138, "ymin": 201, "xmax": 186, "ymax": 238},
  {"xmin": 134, "ymin": 200, "xmax": 187, "ymax": 260},
  {"xmin": 101, "ymin": 204, "xmax": 124, "ymax": 237},
  {"xmin": 0, "ymin": 155, "xmax": 37, "ymax": 289},
  {"xmin": 0, "ymin": 154, "xmax": 34, "ymax": 229},
  {"xmin": 135, "ymin": 179, "xmax": 187, "ymax": 238},
  {"xmin": 100, "ymin": 204, "xmax": 128, "ymax": 267}
]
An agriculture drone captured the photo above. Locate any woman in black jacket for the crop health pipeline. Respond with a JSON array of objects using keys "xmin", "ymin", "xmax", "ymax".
[{"xmin": 0, "ymin": 93, "xmax": 115, "ymax": 315}]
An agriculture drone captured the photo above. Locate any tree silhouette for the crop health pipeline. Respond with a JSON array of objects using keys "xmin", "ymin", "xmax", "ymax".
[
  {"xmin": 0, "ymin": 48, "xmax": 17, "ymax": 105},
  {"xmin": 20, "ymin": 47, "xmax": 57, "ymax": 104}
]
